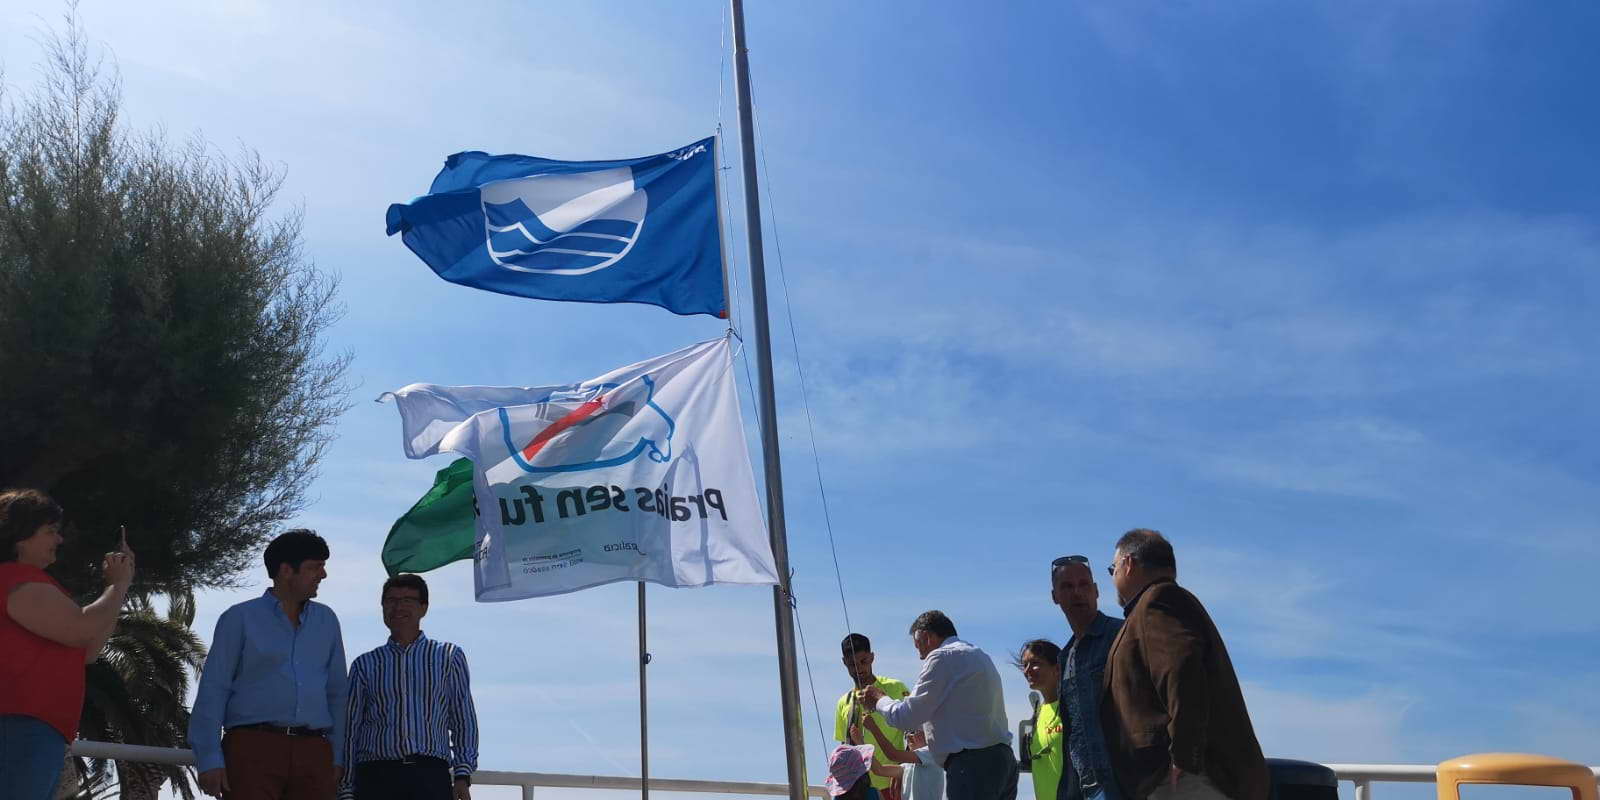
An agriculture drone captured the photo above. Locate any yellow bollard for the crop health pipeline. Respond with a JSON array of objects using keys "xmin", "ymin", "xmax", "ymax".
[{"xmin": 1436, "ymin": 753, "xmax": 1597, "ymax": 800}]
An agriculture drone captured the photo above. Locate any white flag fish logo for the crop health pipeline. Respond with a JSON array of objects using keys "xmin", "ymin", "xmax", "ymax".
[{"xmin": 481, "ymin": 166, "xmax": 648, "ymax": 275}]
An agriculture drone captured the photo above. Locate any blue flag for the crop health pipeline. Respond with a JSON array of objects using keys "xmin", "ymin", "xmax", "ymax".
[{"xmin": 386, "ymin": 137, "xmax": 726, "ymax": 317}]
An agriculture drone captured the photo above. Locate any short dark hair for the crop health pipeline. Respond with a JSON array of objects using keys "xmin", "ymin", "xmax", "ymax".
[
  {"xmin": 264, "ymin": 529, "xmax": 330, "ymax": 578},
  {"xmin": 0, "ymin": 489, "xmax": 64, "ymax": 563},
  {"xmin": 841, "ymin": 633, "xmax": 871, "ymax": 657},
  {"xmin": 1015, "ymin": 639, "xmax": 1061, "ymax": 669},
  {"xmin": 383, "ymin": 573, "xmax": 429, "ymax": 605},
  {"xmin": 908, "ymin": 610, "xmax": 957, "ymax": 639},
  {"xmin": 1116, "ymin": 528, "xmax": 1176, "ymax": 570}
]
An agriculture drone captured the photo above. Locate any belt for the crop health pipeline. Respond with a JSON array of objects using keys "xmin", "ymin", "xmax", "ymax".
[
  {"xmin": 945, "ymin": 742, "xmax": 1009, "ymax": 766},
  {"xmin": 365, "ymin": 754, "xmax": 448, "ymax": 768},
  {"xmin": 229, "ymin": 723, "xmax": 329, "ymax": 737}
]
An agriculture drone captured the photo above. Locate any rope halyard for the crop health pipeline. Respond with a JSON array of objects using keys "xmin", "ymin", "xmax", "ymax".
[
  {"xmin": 789, "ymin": 580, "xmax": 833, "ymax": 748},
  {"xmin": 748, "ymin": 79, "xmax": 856, "ymax": 635}
]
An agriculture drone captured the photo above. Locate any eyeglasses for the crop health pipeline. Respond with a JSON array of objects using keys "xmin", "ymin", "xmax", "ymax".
[{"xmin": 1051, "ymin": 555, "xmax": 1089, "ymax": 569}]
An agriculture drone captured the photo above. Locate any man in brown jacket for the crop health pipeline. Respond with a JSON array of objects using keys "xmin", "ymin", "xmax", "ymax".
[{"xmin": 1100, "ymin": 530, "xmax": 1268, "ymax": 800}]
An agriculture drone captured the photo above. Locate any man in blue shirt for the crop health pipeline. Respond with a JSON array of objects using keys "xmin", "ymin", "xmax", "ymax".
[
  {"xmin": 341, "ymin": 573, "xmax": 479, "ymax": 800},
  {"xmin": 1050, "ymin": 556, "xmax": 1123, "ymax": 800},
  {"xmin": 190, "ymin": 530, "xmax": 349, "ymax": 800}
]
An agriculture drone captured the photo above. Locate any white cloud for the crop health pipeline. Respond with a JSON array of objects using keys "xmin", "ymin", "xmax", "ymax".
[
  {"xmin": 1243, "ymin": 683, "xmax": 1414, "ymax": 763},
  {"xmin": 1504, "ymin": 692, "xmax": 1600, "ymax": 766}
]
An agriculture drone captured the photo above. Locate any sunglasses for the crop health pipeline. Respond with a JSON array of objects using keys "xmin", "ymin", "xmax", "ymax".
[{"xmin": 1051, "ymin": 555, "xmax": 1089, "ymax": 569}]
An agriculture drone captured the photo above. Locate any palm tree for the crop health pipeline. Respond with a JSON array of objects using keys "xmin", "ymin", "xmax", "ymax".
[{"xmin": 63, "ymin": 592, "xmax": 207, "ymax": 800}]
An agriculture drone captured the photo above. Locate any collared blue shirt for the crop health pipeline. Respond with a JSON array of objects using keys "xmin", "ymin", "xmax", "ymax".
[
  {"xmin": 188, "ymin": 590, "xmax": 349, "ymax": 774},
  {"xmin": 1058, "ymin": 612, "xmax": 1123, "ymax": 800},
  {"xmin": 339, "ymin": 632, "xmax": 480, "ymax": 798}
]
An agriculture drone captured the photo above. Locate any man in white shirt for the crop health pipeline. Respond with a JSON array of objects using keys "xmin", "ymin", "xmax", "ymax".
[{"xmin": 859, "ymin": 611, "xmax": 1016, "ymax": 800}]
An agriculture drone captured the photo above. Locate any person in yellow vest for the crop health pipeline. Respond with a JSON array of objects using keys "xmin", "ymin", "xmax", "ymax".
[
  {"xmin": 836, "ymin": 633, "xmax": 910, "ymax": 800},
  {"xmin": 1017, "ymin": 640, "xmax": 1064, "ymax": 800}
]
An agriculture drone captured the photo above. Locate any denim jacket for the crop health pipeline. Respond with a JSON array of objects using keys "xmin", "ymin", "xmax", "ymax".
[{"xmin": 1057, "ymin": 612, "xmax": 1124, "ymax": 800}]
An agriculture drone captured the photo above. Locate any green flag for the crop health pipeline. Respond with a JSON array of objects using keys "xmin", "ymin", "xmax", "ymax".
[{"xmin": 382, "ymin": 457, "xmax": 476, "ymax": 576}]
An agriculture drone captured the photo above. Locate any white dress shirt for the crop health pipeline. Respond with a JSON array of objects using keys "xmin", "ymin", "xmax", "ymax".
[{"xmin": 875, "ymin": 637, "xmax": 1010, "ymax": 766}]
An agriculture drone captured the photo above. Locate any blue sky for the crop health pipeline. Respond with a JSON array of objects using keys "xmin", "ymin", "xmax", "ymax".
[{"xmin": 3, "ymin": 1, "xmax": 1596, "ymax": 798}]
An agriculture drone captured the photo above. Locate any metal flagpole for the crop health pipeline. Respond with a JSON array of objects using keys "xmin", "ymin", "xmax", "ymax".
[
  {"xmin": 728, "ymin": 2, "xmax": 809, "ymax": 800},
  {"xmin": 638, "ymin": 581, "xmax": 651, "ymax": 800}
]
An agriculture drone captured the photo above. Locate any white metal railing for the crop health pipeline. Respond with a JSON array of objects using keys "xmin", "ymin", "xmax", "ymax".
[
  {"xmin": 67, "ymin": 740, "xmax": 830, "ymax": 800},
  {"xmin": 1327, "ymin": 763, "xmax": 1449, "ymax": 800},
  {"xmin": 471, "ymin": 771, "xmax": 831, "ymax": 799},
  {"xmin": 1327, "ymin": 763, "xmax": 1600, "ymax": 800},
  {"xmin": 68, "ymin": 742, "xmax": 1600, "ymax": 800}
]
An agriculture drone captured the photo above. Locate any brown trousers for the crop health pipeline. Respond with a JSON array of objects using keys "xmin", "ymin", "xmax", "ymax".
[{"xmin": 222, "ymin": 729, "xmax": 337, "ymax": 800}]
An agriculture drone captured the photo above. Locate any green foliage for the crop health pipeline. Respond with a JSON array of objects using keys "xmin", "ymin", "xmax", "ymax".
[
  {"xmin": 67, "ymin": 594, "xmax": 207, "ymax": 800},
  {"xmin": 0, "ymin": 12, "xmax": 350, "ymax": 596}
]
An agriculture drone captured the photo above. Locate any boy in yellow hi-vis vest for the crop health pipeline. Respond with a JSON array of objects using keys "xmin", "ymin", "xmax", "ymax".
[{"xmin": 836, "ymin": 633, "xmax": 910, "ymax": 800}]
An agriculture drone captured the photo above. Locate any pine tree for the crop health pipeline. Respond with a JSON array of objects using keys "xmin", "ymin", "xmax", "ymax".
[{"xmin": 0, "ymin": 10, "xmax": 350, "ymax": 597}]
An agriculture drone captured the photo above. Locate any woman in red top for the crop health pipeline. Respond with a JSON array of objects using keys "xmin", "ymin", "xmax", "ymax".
[{"xmin": 0, "ymin": 489, "xmax": 134, "ymax": 800}]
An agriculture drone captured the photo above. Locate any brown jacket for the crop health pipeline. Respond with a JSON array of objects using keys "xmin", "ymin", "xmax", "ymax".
[{"xmin": 1100, "ymin": 578, "xmax": 1268, "ymax": 800}]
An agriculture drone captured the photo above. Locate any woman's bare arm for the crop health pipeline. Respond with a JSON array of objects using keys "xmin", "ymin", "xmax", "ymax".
[
  {"xmin": 8, "ymin": 581, "xmax": 124, "ymax": 650},
  {"xmin": 81, "ymin": 607, "xmax": 120, "ymax": 663},
  {"xmin": 8, "ymin": 550, "xmax": 132, "ymax": 655}
]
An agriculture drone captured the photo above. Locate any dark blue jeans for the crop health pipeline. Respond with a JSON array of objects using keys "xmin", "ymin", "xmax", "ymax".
[
  {"xmin": 0, "ymin": 714, "xmax": 67, "ymax": 800},
  {"xmin": 946, "ymin": 743, "xmax": 1019, "ymax": 800}
]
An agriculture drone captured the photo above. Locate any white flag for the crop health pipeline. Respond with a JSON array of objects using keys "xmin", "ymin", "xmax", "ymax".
[{"xmin": 382, "ymin": 337, "xmax": 778, "ymax": 600}]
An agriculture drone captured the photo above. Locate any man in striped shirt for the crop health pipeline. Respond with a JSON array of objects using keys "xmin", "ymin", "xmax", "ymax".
[{"xmin": 340, "ymin": 574, "xmax": 480, "ymax": 800}]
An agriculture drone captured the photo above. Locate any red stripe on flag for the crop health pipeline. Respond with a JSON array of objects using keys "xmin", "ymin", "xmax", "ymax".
[{"xmin": 521, "ymin": 397, "xmax": 606, "ymax": 462}]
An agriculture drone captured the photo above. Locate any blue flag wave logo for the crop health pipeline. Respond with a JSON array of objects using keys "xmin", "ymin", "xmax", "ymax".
[
  {"xmin": 482, "ymin": 166, "xmax": 646, "ymax": 274},
  {"xmin": 385, "ymin": 138, "xmax": 725, "ymax": 317}
]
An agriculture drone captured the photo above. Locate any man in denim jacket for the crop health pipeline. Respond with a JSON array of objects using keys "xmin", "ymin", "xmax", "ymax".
[{"xmin": 1050, "ymin": 556, "xmax": 1124, "ymax": 800}]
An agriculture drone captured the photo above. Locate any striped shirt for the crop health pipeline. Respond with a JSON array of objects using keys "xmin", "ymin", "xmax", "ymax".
[{"xmin": 340, "ymin": 632, "xmax": 479, "ymax": 794}]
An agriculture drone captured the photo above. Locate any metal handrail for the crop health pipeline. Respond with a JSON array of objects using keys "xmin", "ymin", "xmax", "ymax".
[
  {"xmin": 1326, "ymin": 763, "xmax": 1451, "ymax": 800},
  {"xmin": 1325, "ymin": 764, "xmax": 1441, "ymax": 781},
  {"xmin": 474, "ymin": 771, "xmax": 831, "ymax": 799},
  {"xmin": 1325, "ymin": 763, "xmax": 1600, "ymax": 800},
  {"xmin": 67, "ymin": 741, "xmax": 1599, "ymax": 800},
  {"xmin": 67, "ymin": 740, "xmax": 830, "ymax": 800},
  {"xmin": 1324, "ymin": 764, "xmax": 1600, "ymax": 800}
]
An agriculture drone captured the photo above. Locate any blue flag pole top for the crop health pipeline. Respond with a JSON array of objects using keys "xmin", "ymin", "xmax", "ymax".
[{"xmin": 386, "ymin": 137, "xmax": 726, "ymax": 318}]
